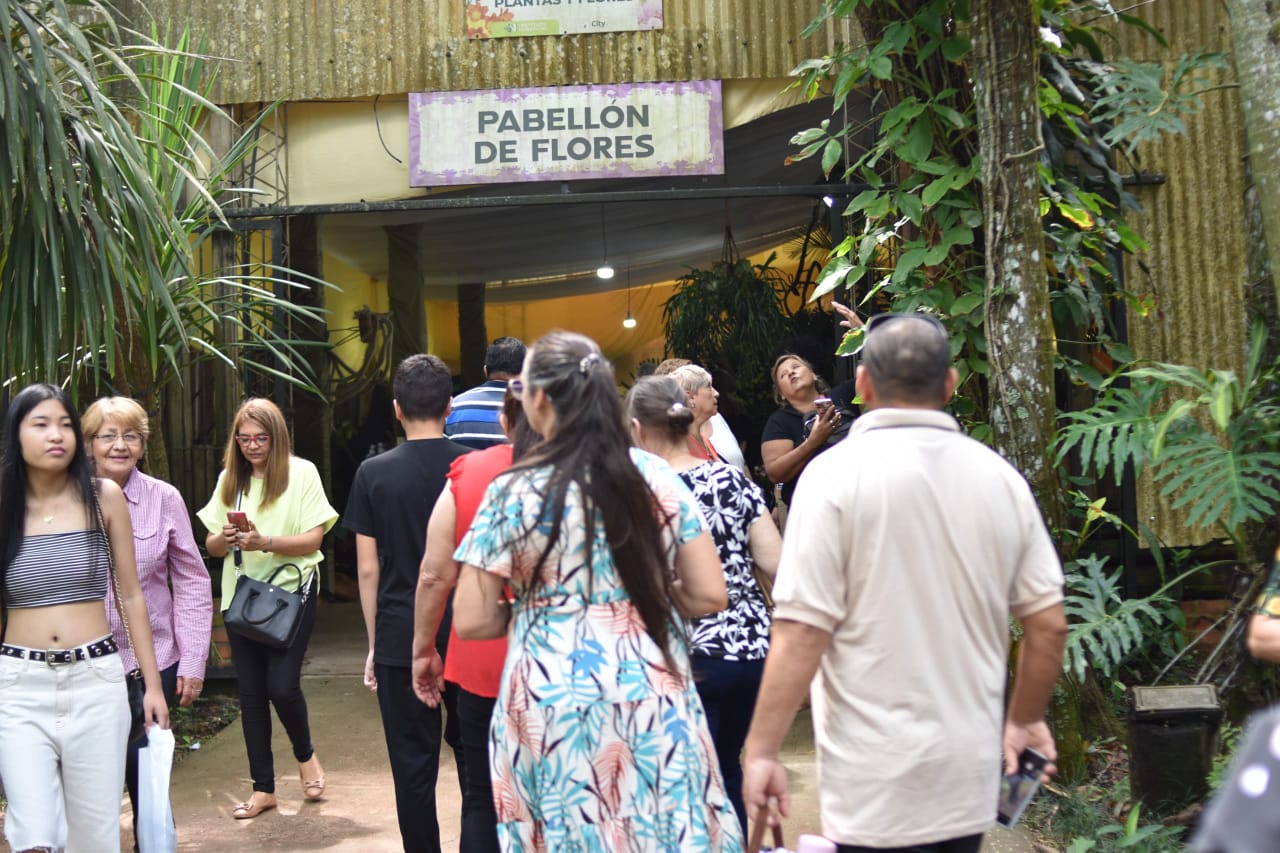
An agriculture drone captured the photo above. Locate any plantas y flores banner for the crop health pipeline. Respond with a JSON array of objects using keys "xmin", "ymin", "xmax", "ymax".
[
  {"xmin": 464, "ymin": 0, "xmax": 663, "ymax": 38},
  {"xmin": 409, "ymin": 81, "xmax": 723, "ymax": 186}
]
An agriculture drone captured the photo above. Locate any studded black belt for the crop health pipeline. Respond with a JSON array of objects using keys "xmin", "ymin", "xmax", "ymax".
[{"xmin": 0, "ymin": 635, "xmax": 120, "ymax": 665}]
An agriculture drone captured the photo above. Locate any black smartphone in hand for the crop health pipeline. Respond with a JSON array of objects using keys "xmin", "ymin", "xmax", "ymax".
[{"xmin": 996, "ymin": 748, "xmax": 1048, "ymax": 828}]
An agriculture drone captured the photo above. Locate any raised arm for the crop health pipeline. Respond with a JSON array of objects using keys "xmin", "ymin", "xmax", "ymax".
[{"xmin": 761, "ymin": 413, "xmax": 838, "ymax": 489}]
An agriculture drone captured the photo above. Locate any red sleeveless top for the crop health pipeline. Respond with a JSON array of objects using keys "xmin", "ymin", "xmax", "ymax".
[{"xmin": 443, "ymin": 445, "xmax": 513, "ymax": 697}]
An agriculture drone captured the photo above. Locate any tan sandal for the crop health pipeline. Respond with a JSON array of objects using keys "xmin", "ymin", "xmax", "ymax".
[
  {"xmin": 299, "ymin": 755, "xmax": 326, "ymax": 801},
  {"xmin": 232, "ymin": 792, "xmax": 277, "ymax": 819}
]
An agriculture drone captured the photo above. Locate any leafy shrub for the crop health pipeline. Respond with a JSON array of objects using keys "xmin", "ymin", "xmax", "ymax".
[{"xmin": 1063, "ymin": 555, "xmax": 1184, "ymax": 682}]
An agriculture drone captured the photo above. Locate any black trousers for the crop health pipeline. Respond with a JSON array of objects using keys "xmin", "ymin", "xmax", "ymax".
[
  {"xmin": 456, "ymin": 687, "xmax": 500, "ymax": 853},
  {"xmin": 374, "ymin": 663, "xmax": 466, "ymax": 853},
  {"xmin": 692, "ymin": 654, "xmax": 765, "ymax": 840},
  {"xmin": 837, "ymin": 834, "xmax": 984, "ymax": 853},
  {"xmin": 227, "ymin": 583, "xmax": 318, "ymax": 794},
  {"xmin": 125, "ymin": 662, "xmax": 178, "ymax": 850}
]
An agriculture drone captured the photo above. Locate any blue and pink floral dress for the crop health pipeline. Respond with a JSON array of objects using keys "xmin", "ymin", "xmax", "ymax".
[{"xmin": 455, "ymin": 449, "xmax": 743, "ymax": 852}]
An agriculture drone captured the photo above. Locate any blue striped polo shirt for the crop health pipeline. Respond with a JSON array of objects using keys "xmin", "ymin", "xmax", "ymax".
[{"xmin": 444, "ymin": 379, "xmax": 510, "ymax": 449}]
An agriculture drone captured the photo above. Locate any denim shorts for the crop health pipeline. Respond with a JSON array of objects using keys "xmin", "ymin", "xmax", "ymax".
[{"xmin": 0, "ymin": 635, "xmax": 130, "ymax": 852}]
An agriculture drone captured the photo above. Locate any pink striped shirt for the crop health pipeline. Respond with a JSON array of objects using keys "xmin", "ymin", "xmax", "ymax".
[{"xmin": 105, "ymin": 469, "xmax": 213, "ymax": 678}]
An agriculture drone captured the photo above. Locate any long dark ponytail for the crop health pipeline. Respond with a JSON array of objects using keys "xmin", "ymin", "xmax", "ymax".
[
  {"xmin": 510, "ymin": 331, "xmax": 683, "ymax": 674},
  {"xmin": 0, "ymin": 384, "xmax": 101, "ymax": 603}
]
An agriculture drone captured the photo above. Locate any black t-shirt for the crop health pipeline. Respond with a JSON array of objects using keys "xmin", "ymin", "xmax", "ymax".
[
  {"xmin": 342, "ymin": 438, "xmax": 471, "ymax": 666},
  {"xmin": 761, "ymin": 405, "xmax": 830, "ymax": 506}
]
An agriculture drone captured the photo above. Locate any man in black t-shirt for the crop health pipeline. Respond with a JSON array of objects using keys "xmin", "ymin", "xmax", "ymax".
[{"xmin": 342, "ymin": 354, "xmax": 471, "ymax": 853}]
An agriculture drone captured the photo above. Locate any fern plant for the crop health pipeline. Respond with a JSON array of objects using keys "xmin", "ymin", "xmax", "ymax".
[{"xmin": 1057, "ymin": 322, "xmax": 1280, "ymax": 560}]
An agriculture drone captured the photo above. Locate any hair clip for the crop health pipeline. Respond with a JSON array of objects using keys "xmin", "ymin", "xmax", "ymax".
[
  {"xmin": 578, "ymin": 353, "xmax": 601, "ymax": 375},
  {"xmin": 667, "ymin": 401, "xmax": 686, "ymax": 415}
]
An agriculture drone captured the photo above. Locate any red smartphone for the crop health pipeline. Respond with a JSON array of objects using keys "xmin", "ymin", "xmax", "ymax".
[{"xmin": 227, "ymin": 511, "xmax": 250, "ymax": 532}]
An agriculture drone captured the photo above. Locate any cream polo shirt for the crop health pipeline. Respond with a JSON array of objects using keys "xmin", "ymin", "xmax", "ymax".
[{"xmin": 773, "ymin": 407, "xmax": 1064, "ymax": 848}]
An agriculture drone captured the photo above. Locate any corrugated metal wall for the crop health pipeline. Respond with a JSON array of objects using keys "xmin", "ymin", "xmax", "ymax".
[
  {"xmin": 1109, "ymin": 3, "xmax": 1248, "ymax": 547},
  {"xmin": 126, "ymin": 0, "xmax": 832, "ymax": 104}
]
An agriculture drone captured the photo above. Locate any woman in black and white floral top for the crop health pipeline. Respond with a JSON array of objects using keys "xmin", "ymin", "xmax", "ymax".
[{"xmin": 626, "ymin": 375, "xmax": 782, "ymax": 837}]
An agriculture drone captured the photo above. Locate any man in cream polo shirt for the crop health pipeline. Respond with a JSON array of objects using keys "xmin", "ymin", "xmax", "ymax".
[{"xmin": 743, "ymin": 313, "xmax": 1068, "ymax": 852}]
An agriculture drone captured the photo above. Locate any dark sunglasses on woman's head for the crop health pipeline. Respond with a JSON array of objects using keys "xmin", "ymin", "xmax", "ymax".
[{"xmin": 864, "ymin": 311, "xmax": 947, "ymax": 336}]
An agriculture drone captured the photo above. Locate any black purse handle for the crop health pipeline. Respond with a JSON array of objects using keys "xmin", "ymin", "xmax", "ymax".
[{"xmin": 264, "ymin": 562, "xmax": 307, "ymax": 591}]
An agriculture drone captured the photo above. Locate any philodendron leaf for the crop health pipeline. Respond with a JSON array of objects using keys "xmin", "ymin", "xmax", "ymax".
[{"xmin": 1208, "ymin": 376, "xmax": 1236, "ymax": 431}]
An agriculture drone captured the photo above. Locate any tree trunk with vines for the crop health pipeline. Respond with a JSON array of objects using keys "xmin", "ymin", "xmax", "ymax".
[
  {"xmin": 972, "ymin": 0, "xmax": 1093, "ymax": 776},
  {"xmin": 971, "ymin": 0, "xmax": 1064, "ymax": 533}
]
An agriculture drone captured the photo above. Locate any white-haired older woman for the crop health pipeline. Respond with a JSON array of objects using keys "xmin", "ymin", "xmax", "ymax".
[
  {"xmin": 83, "ymin": 396, "xmax": 213, "ymax": 842},
  {"xmin": 670, "ymin": 363, "xmax": 723, "ymax": 463}
]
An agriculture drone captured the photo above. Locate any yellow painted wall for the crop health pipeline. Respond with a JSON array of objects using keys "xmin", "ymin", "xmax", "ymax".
[
  {"xmin": 324, "ymin": 252, "xmax": 386, "ymax": 371},
  {"xmin": 425, "ymin": 282, "xmax": 672, "ymax": 380},
  {"xmin": 336, "ymin": 245, "xmax": 818, "ymax": 384}
]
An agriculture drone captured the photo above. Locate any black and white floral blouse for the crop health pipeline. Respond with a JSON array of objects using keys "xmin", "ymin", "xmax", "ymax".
[{"xmin": 679, "ymin": 461, "xmax": 772, "ymax": 661}]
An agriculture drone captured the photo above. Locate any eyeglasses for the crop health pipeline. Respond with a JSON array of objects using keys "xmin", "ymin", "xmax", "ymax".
[
  {"xmin": 235, "ymin": 434, "xmax": 271, "ymax": 447},
  {"xmin": 94, "ymin": 432, "xmax": 142, "ymax": 446},
  {"xmin": 864, "ymin": 312, "xmax": 948, "ymax": 336},
  {"xmin": 508, "ymin": 379, "xmax": 525, "ymax": 395}
]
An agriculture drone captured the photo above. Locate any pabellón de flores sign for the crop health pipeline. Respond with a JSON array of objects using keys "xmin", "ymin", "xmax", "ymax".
[{"xmin": 409, "ymin": 81, "xmax": 724, "ymax": 186}]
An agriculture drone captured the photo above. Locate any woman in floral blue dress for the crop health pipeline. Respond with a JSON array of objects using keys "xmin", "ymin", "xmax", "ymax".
[{"xmin": 452, "ymin": 331, "xmax": 743, "ymax": 852}]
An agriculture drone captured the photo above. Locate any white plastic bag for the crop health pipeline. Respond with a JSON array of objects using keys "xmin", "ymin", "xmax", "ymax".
[{"xmin": 136, "ymin": 726, "xmax": 177, "ymax": 853}]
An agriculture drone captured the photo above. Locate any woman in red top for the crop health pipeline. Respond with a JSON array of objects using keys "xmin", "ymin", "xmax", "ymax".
[{"xmin": 412, "ymin": 387, "xmax": 539, "ymax": 853}]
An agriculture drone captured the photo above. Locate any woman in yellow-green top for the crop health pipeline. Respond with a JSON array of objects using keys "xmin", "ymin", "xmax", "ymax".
[{"xmin": 197, "ymin": 398, "xmax": 338, "ymax": 820}]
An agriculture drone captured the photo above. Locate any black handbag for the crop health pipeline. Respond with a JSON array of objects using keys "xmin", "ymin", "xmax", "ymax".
[
  {"xmin": 124, "ymin": 669, "xmax": 145, "ymax": 744},
  {"xmin": 224, "ymin": 563, "xmax": 310, "ymax": 650},
  {"xmin": 95, "ymin": 491, "xmax": 147, "ymax": 745}
]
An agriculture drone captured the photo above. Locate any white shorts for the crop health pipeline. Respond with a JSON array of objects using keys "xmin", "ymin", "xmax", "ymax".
[{"xmin": 0, "ymin": 636, "xmax": 130, "ymax": 852}]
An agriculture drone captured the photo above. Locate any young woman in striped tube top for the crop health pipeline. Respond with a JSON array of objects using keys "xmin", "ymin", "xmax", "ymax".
[{"xmin": 0, "ymin": 383, "xmax": 169, "ymax": 852}]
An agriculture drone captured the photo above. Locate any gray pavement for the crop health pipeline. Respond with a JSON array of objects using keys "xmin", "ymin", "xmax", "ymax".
[{"xmin": 1, "ymin": 599, "xmax": 1039, "ymax": 851}]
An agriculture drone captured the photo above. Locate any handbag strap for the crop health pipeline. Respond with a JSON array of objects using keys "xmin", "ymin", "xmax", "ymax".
[
  {"xmin": 747, "ymin": 804, "xmax": 785, "ymax": 853},
  {"xmin": 264, "ymin": 562, "xmax": 311, "ymax": 603},
  {"xmin": 92, "ymin": 483, "xmax": 138, "ymax": 658}
]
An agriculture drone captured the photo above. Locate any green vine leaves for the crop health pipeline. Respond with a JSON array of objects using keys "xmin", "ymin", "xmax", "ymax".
[{"xmin": 788, "ymin": 0, "xmax": 1229, "ymax": 433}]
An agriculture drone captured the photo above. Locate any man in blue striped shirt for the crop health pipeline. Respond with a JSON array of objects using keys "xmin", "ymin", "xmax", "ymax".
[{"xmin": 444, "ymin": 336, "xmax": 526, "ymax": 449}]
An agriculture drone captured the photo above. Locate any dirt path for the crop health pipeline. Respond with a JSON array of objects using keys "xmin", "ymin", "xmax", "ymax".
[{"xmin": 1, "ymin": 600, "xmax": 1037, "ymax": 851}]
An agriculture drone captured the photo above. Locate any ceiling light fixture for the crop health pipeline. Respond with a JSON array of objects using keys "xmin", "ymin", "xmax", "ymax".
[
  {"xmin": 623, "ymin": 263, "xmax": 637, "ymax": 329},
  {"xmin": 596, "ymin": 205, "xmax": 614, "ymax": 279}
]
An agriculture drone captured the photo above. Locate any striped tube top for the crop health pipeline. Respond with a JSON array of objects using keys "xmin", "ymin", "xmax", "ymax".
[{"xmin": 4, "ymin": 529, "xmax": 109, "ymax": 608}]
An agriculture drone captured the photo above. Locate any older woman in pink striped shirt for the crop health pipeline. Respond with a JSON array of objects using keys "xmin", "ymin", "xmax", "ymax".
[{"xmin": 83, "ymin": 396, "xmax": 213, "ymax": 845}]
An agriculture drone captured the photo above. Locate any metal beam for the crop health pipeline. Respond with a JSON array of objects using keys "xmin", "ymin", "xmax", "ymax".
[{"xmin": 223, "ymin": 183, "xmax": 873, "ymax": 219}]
